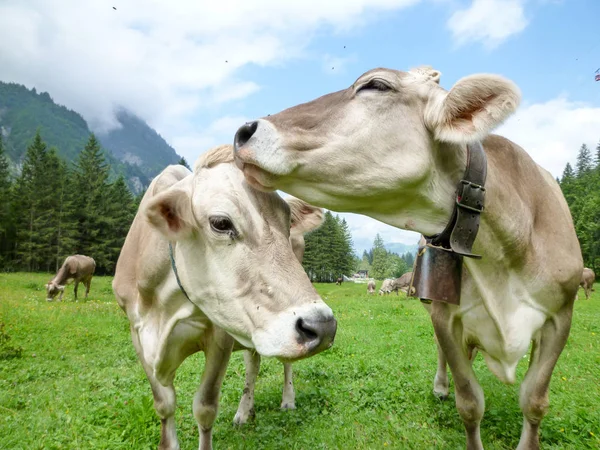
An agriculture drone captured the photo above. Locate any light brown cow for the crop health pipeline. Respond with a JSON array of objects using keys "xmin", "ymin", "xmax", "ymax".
[
  {"xmin": 232, "ymin": 65, "xmax": 583, "ymax": 450},
  {"xmin": 378, "ymin": 278, "xmax": 394, "ymax": 295},
  {"xmin": 112, "ymin": 145, "xmax": 337, "ymax": 450},
  {"xmin": 232, "ymin": 196, "xmax": 325, "ymax": 425},
  {"xmin": 579, "ymin": 267, "xmax": 595, "ymax": 300},
  {"xmin": 390, "ymin": 272, "xmax": 413, "ymax": 296},
  {"xmin": 367, "ymin": 280, "xmax": 376, "ymax": 294},
  {"xmin": 45, "ymin": 254, "xmax": 95, "ymax": 302}
]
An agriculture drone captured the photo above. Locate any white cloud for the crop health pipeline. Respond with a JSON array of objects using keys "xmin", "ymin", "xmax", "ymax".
[
  {"xmin": 447, "ymin": 0, "xmax": 528, "ymax": 49},
  {"xmin": 496, "ymin": 96, "xmax": 600, "ymax": 178},
  {"xmin": 0, "ymin": 0, "xmax": 421, "ymax": 161}
]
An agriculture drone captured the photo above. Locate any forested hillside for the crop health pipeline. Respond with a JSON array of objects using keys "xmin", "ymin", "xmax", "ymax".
[
  {"xmin": 0, "ymin": 132, "xmax": 141, "ymax": 274},
  {"xmin": 0, "ymin": 81, "xmax": 181, "ymax": 193},
  {"xmin": 559, "ymin": 142, "xmax": 600, "ymax": 272}
]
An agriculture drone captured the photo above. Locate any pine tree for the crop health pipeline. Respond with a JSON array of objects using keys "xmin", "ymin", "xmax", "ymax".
[
  {"xmin": 13, "ymin": 130, "xmax": 50, "ymax": 271},
  {"xmin": 371, "ymin": 233, "xmax": 388, "ymax": 280},
  {"xmin": 575, "ymin": 144, "xmax": 592, "ymax": 175},
  {"xmin": 0, "ymin": 135, "xmax": 13, "ymax": 267},
  {"xmin": 178, "ymin": 156, "xmax": 191, "ymax": 170},
  {"xmin": 73, "ymin": 134, "xmax": 112, "ymax": 272},
  {"xmin": 103, "ymin": 175, "xmax": 136, "ymax": 273}
]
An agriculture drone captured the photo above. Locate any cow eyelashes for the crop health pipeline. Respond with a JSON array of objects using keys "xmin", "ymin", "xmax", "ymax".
[
  {"xmin": 209, "ymin": 216, "xmax": 238, "ymax": 238},
  {"xmin": 357, "ymin": 79, "xmax": 392, "ymax": 93}
]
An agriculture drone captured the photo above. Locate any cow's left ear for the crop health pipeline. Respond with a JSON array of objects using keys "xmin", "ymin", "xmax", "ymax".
[
  {"xmin": 425, "ymin": 73, "xmax": 521, "ymax": 144},
  {"xmin": 286, "ymin": 197, "xmax": 324, "ymax": 236},
  {"xmin": 145, "ymin": 185, "xmax": 195, "ymax": 241}
]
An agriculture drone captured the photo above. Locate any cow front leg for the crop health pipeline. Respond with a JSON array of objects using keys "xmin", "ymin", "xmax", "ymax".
[
  {"xmin": 73, "ymin": 281, "xmax": 79, "ymax": 301},
  {"xmin": 430, "ymin": 302, "xmax": 485, "ymax": 450},
  {"xmin": 517, "ymin": 304, "xmax": 573, "ymax": 450},
  {"xmin": 194, "ymin": 328, "xmax": 233, "ymax": 450},
  {"xmin": 130, "ymin": 326, "xmax": 180, "ymax": 450},
  {"xmin": 233, "ymin": 350, "xmax": 260, "ymax": 425},
  {"xmin": 433, "ymin": 333, "xmax": 449, "ymax": 399},
  {"xmin": 281, "ymin": 362, "xmax": 296, "ymax": 410}
]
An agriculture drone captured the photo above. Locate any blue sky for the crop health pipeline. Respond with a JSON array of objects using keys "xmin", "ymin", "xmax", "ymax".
[{"xmin": 1, "ymin": 0, "xmax": 599, "ymax": 254}]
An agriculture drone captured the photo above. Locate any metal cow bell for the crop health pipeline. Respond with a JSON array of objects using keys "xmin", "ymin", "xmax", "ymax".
[{"xmin": 409, "ymin": 243, "xmax": 462, "ymax": 305}]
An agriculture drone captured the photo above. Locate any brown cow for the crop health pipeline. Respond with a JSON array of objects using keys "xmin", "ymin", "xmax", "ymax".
[
  {"xmin": 233, "ymin": 65, "xmax": 583, "ymax": 450},
  {"xmin": 390, "ymin": 272, "xmax": 413, "ymax": 296},
  {"xmin": 45, "ymin": 254, "xmax": 95, "ymax": 302},
  {"xmin": 367, "ymin": 280, "xmax": 376, "ymax": 295},
  {"xmin": 112, "ymin": 145, "xmax": 336, "ymax": 450},
  {"xmin": 579, "ymin": 267, "xmax": 595, "ymax": 300},
  {"xmin": 335, "ymin": 277, "xmax": 343, "ymax": 285}
]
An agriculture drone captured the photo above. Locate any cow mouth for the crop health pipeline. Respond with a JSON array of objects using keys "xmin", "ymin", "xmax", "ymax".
[{"xmin": 240, "ymin": 163, "xmax": 278, "ymax": 192}]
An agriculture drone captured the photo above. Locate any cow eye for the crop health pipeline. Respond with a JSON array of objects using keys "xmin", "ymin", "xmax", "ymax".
[
  {"xmin": 357, "ymin": 79, "xmax": 392, "ymax": 93},
  {"xmin": 209, "ymin": 216, "xmax": 237, "ymax": 237}
]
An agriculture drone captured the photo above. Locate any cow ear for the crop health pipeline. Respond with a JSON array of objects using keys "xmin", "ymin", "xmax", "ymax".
[
  {"xmin": 58, "ymin": 285, "xmax": 65, "ymax": 291},
  {"xmin": 425, "ymin": 73, "xmax": 521, "ymax": 144},
  {"xmin": 145, "ymin": 186, "xmax": 195, "ymax": 240},
  {"xmin": 286, "ymin": 197, "xmax": 324, "ymax": 236}
]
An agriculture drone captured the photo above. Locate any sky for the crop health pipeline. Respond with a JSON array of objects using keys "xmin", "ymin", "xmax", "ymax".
[{"xmin": 1, "ymin": 0, "xmax": 599, "ymax": 254}]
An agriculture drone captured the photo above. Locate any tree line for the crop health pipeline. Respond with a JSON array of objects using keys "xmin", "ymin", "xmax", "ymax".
[
  {"xmin": 357, "ymin": 234, "xmax": 414, "ymax": 280},
  {"xmin": 559, "ymin": 141, "xmax": 600, "ymax": 272},
  {"xmin": 0, "ymin": 130, "xmax": 140, "ymax": 274}
]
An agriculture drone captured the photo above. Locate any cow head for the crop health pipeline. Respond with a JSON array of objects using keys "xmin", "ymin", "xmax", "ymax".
[
  {"xmin": 233, "ymin": 66, "xmax": 520, "ymax": 236},
  {"xmin": 45, "ymin": 281, "xmax": 64, "ymax": 301},
  {"xmin": 144, "ymin": 145, "xmax": 336, "ymax": 362}
]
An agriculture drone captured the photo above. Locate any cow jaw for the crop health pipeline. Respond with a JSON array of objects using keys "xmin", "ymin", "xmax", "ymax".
[{"xmin": 144, "ymin": 161, "xmax": 336, "ymax": 362}]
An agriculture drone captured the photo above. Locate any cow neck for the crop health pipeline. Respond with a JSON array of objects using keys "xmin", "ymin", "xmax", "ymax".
[
  {"xmin": 409, "ymin": 141, "xmax": 487, "ymax": 305},
  {"xmin": 424, "ymin": 141, "xmax": 487, "ymax": 258},
  {"xmin": 168, "ymin": 242, "xmax": 192, "ymax": 302}
]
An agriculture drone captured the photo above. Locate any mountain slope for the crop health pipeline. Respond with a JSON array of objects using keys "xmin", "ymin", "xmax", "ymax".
[{"xmin": 0, "ymin": 81, "xmax": 182, "ymax": 193}]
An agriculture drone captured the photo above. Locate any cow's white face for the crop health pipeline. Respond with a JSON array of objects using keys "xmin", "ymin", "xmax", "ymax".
[
  {"xmin": 45, "ymin": 281, "xmax": 64, "ymax": 301},
  {"xmin": 233, "ymin": 66, "xmax": 520, "ymax": 236},
  {"xmin": 144, "ymin": 158, "xmax": 335, "ymax": 362}
]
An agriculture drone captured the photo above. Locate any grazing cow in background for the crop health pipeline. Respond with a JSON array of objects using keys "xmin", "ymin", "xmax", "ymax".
[
  {"xmin": 232, "ymin": 196, "xmax": 325, "ymax": 425},
  {"xmin": 335, "ymin": 277, "xmax": 343, "ymax": 285},
  {"xmin": 45, "ymin": 254, "xmax": 95, "ymax": 302},
  {"xmin": 390, "ymin": 272, "xmax": 413, "ymax": 296},
  {"xmin": 112, "ymin": 145, "xmax": 337, "ymax": 450},
  {"xmin": 233, "ymin": 65, "xmax": 583, "ymax": 449},
  {"xmin": 367, "ymin": 280, "xmax": 376, "ymax": 295},
  {"xmin": 378, "ymin": 279, "xmax": 394, "ymax": 295},
  {"xmin": 579, "ymin": 267, "xmax": 595, "ymax": 300}
]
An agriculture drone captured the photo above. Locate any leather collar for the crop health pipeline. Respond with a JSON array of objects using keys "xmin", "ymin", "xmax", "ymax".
[{"xmin": 424, "ymin": 141, "xmax": 487, "ymax": 259}]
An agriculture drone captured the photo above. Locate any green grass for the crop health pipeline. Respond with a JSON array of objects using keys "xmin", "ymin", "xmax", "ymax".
[{"xmin": 1, "ymin": 273, "xmax": 599, "ymax": 449}]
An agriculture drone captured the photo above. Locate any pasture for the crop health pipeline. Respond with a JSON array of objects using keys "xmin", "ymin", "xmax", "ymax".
[{"xmin": 1, "ymin": 273, "xmax": 599, "ymax": 449}]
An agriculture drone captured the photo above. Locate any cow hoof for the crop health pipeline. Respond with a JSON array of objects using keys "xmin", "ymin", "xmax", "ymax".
[
  {"xmin": 233, "ymin": 409, "xmax": 255, "ymax": 426},
  {"xmin": 281, "ymin": 402, "xmax": 296, "ymax": 410},
  {"xmin": 434, "ymin": 390, "xmax": 449, "ymax": 401}
]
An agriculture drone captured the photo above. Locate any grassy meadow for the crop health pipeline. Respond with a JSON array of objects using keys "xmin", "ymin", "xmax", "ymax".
[{"xmin": 1, "ymin": 273, "xmax": 599, "ymax": 449}]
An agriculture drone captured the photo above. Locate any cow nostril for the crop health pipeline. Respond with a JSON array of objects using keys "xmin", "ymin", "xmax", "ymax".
[
  {"xmin": 234, "ymin": 121, "xmax": 259, "ymax": 151},
  {"xmin": 295, "ymin": 318, "xmax": 318, "ymax": 343}
]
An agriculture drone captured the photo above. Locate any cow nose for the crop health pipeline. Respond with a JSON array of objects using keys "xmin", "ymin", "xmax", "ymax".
[
  {"xmin": 295, "ymin": 316, "xmax": 337, "ymax": 352},
  {"xmin": 233, "ymin": 121, "xmax": 258, "ymax": 152}
]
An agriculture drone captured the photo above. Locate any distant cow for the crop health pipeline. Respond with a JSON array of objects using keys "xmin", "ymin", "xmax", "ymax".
[
  {"xmin": 335, "ymin": 277, "xmax": 343, "ymax": 285},
  {"xmin": 580, "ymin": 267, "xmax": 595, "ymax": 300},
  {"xmin": 45, "ymin": 254, "xmax": 95, "ymax": 302},
  {"xmin": 378, "ymin": 279, "xmax": 394, "ymax": 295},
  {"xmin": 390, "ymin": 272, "xmax": 413, "ymax": 296},
  {"xmin": 367, "ymin": 280, "xmax": 376, "ymax": 295}
]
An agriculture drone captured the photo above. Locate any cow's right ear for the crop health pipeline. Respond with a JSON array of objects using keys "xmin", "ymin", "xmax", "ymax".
[{"xmin": 145, "ymin": 186, "xmax": 195, "ymax": 240}]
